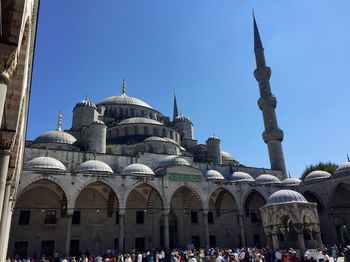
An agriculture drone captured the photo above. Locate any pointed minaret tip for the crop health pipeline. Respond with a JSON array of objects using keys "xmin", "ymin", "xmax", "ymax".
[
  {"xmin": 253, "ymin": 11, "xmax": 263, "ymax": 50},
  {"xmin": 56, "ymin": 111, "xmax": 62, "ymax": 131},
  {"xmin": 122, "ymin": 79, "xmax": 126, "ymax": 95},
  {"xmin": 173, "ymin": 89, "xmax": 179, "ymax": 121}
]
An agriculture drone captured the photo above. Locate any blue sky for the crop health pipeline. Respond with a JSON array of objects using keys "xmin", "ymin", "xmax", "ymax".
[{"xmin": 28, "ymin": 0, "xmax": 350, "ymax": 178}]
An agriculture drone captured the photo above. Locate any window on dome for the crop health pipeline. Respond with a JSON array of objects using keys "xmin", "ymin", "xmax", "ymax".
[
  {"xmin": 154, "ymin": 128, "xmax": 159, "ymax": 136},
  {"xmin": 144, "ymin": 127, "xmax": 148, "ymax": 135},
  {"xmin": 162, "ymin": 129, "xmax": 167, "ymax": 137},
  {"xmin": 134, "ymin": 126, "xmax": 139, "ymax": 135},
  {"xmin": 170, "ymin": 131, "xmax": 174, "ymax": 139}
]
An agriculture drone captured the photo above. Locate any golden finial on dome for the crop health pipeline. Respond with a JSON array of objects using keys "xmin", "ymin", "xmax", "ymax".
[
  {"xmin": 56, "ymin": 111, "xmax": 62, "ymax": 131},
  {"xmin": 122, "ymin": 79, "xmax": 126, "ymax": 95}
]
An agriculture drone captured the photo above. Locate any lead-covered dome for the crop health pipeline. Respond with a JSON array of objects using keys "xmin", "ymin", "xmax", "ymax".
[
  {"xmin": 118, "ymin": 117, "xmax": 163, "ymax": 126},
  {"xmin": 304, "ymin": 170, "xmax": 331, "ymax": 181},
  {"xmin": 26, "ymin": 157, "xmax": 66, "ymax": 171},
  {"xmin": 34, "ymin": 130, "xmax": 77, "ymax": 145},
  {"xmin": 203, "ymin": 169, "xmax": 225, "ymax": 180},
  {"xmin": 221, "ymin": 151, "xmax": 235, "ymax": 161},
  {"xmin": 76, "ymin": 160, "xmax": 113, "ymax": 173},
  {"xmin": 267, "ymin": 190, "xmax": 308, "ymax": 205},
  {"xmin": 74, "ymin": 97, "xmax": 97, "ymax": 110},
  {"xmin": 98, "ymin": 93, "xmax": 152, "ymax": 109},
  {"xmin": 174, "ymin": 115, "xmax": 192, "ymax": 123},
  {"xmin": 256, "ymin": 174, "xmax": 281, "ymax": 185},
  {"xmin": 334, "ymin": 162, "xmax": 350, "ymax": 177},
  {"xmin": 281, "ymin": 177, "xmax": 302, "ymax": 186},
  {"xmin": 229, "ymin": 171, "xmax": 254, "ymax": 182},
  {"xmin": 144, "ymin": 136, "xmax": 178, "ymax": 145},
  {"xmin": 121, "ymin": 163, "xmax": 155, "ymax": 176},
  {"xmin": 158, "ymin": 155, "xmax": 190, "ymax": 168}
]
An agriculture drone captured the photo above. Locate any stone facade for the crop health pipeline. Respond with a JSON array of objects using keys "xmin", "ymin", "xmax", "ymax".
[
  {"xmin": 0, "ymin": 0, "xmax": 39, "ymax": 261},
  {"xmin": 4, "ymin": 10, "xmax": 350, "ymax": 261}
]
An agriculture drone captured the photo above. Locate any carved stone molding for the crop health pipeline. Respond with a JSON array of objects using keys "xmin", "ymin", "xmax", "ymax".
[
  {"xmin": 0, "ymin": 129, "xmax": 16, "ymax": 153},
  {"xmin": 0, "ymin": 44, "xmax": 18, "ymax": 81}
]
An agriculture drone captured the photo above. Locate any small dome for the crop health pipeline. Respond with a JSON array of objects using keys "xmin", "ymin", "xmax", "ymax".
[
  {"xmin": 159, "ymin": 155, "xmax": 190, "ymax": 168},
  {"xmin": 121, "ymin": 163, "xmax": 155, "ymax": 176},
  {"xmin": 229, "ymin": 171, "xmax": 254, "ymax": 182},
  {"xmin": 281, "ymin": 177, "xmax": 302, "ymax": 186},
  {"xmin": 267, "ymin": 190, "xmax": 308, "ymax": 205},
  {"xmin": 221, "ymin": 151, "xmax": 235, "ymax": 161},
  {"xmin": 174, "ymin": 115, "xmax": 192, "ymax": 123},
  {"xmin": 304, "ymin": 170, "xmax": 331, "ymax": 181},
  {"xmin": 74, "ymin": 98, "xmax": 97, "ymax": 110},
  {"xmin": 76, "ymin": 160, "xmax": 113, "ymax": 173},
  {"xmin": 334, "ymin": 162, "xmax": 350, "ymax": 177},
  {"xmin": 206, "ymin": 135, "xmax": 220, "ymax": 141},
  {"xmin": 203, "ymin": 169, "xmax": 225, "ymax": 180},
  {"xmin": 34, "ymin": 130, "xmax": 77, "ymax": 145},
  {"xmin": 118, "ymin": 117, "xmax": 163, "ymax": 126},
  {"xmin": 98, "ymin": 94, "xmax": 152, "ymax": 109},
  {"xmin": 26, "ymin": 157, "xmax": 66, "ymax": 171},
  {"xmin": 143, "ymin": 136, "xmax": 178, "ymax": 145},
  {"xmin": 256, "ymin": 174, "xmax": 281, "ymax": 185},
  {"xmin": 92, "ymin": 120, "xmax": 105, "ymax": 125}
]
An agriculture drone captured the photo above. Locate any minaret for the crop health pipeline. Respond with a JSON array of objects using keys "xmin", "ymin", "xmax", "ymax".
[
  {"xmin": 122, "ymin": 79, "xmax": 126, "ymax": 95},
  {"xmin": 173, "ymin": 90, "xmax": 179, "ymax": 121},
  {"xmin": 253, "ymin": 14, "xmax": 287, "ymax": 178}
]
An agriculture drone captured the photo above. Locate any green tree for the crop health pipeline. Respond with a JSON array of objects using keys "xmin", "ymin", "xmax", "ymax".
[{"xmin": 300, "ymin": 161, "xmax": 338, "ymax": 181}]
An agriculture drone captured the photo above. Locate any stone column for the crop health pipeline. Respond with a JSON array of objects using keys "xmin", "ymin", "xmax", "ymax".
[
  {"xmin": 297, "ymin": 233, "xmax": 306, "ymax": 255},
  {"xmin": 0, "ymin": 130, "xmax": 15, "ymax": 222},
  {"xmin": 271, "ymin": 234, "xmax": 279, "ymax": 251},
  {"xmin": 313, "ymin": 225, "xmax": 323, "ymax": 249},
  {"xmin": 0, "ymin": 150, "xmax": 11, "ymax": 221},
  {"xmin": 202, "ymin": 211, "xmax": 210, "ymax": 248},
  {"xmin": 163, "ymin": 210, "xmax": 170, "ymax": 251},
  {"xmin": 238, "ymin": 211, "xmax": 246, "ymax": 247},
  {"xmin": 64, "ymin": 210, "xmax": 74, "ymax": 257},
  {"xmin": 266, "ymin": 234, "xmax": 272, "ymax": 248},
  {"xmin": 0, "ymin": 75, "xmax": 9, "ymax": 127},
  {"xmin": 0, "ymin": 182, "xmax": 12, "ymax": 261},
  {"xmin": 119, "ymin": 209, "xmax": 125, "ymax": 252}
]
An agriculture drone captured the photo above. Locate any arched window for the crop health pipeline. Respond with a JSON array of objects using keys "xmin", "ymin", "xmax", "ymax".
[
  {"xmin": 154, "ymin": 128, "xmax": 159, "ymax": 136},
  {"xmin": 162, "ymin": 129, "xmax": 167, "ymax": 137},
  {"xmin": 134, "ymin": 126, "xmax": 139, "ymax": 135},
  {"xmin": 144, "ymin": 126, "xmax": 148, "ymax": 135}
]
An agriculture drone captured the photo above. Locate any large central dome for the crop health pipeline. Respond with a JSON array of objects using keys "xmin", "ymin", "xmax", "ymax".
[
  {"xmin": 97, "ymin": 80, "xmax": 152, "ymax": 109},
  {"xmin": 98, "ymin": 93, "xmax": 152, "ymax": 109}
]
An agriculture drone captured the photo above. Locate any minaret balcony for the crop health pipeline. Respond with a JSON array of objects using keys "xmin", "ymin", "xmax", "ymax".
[{"xmin": 262, "ymin": 129, "xmax": 284, "ymax": 143}]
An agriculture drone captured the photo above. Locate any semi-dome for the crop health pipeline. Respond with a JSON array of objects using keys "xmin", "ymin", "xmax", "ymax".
[
  {"xmin": 174, "ymin": 115, "xmax": 192, "ymax": 123},
  {"xmin": 229, "ymin": 171, "xmax": 254, "ymax": 182},
  {"xmin": 92, "ymin": 120, "xmax": 105, "ymax": 125},
  {"xmin": 98, "ymin": 94, "xmax": 152, "ymax": 109},
  {"xmin": 203, "ymin": 169, "xmax": 225, "ymax": 180},
  {"xmin": 121, "ymin": 163, "xmax": 155, "ymax": 176},
  {"xmin": 74, "ymin": 97, "xmax": 97, "ymax": 110},
  {"xmin": 158, "ymin": 155, "xmax": 190, "ymax": 168},
  {"xmin": 267, "ymin": 189, "xmax": 308, "ymax": 205},
  {"xmin": 26, "ymin": 157, "xmax": 66, "ymax": 171},
  {"xmin": 256, "ymin": 174, "xmax": 281, "ymax": 185},
  {"xmin": 304, "ymin": 170, "xmax": 331, "ymax": 181},
  {"xmin": 76, "ymin": 160, "xmax": 113, "ymax": 173},
  {"xmin": 143, "ymin": 136, "xmax": 178, "ymax": 145},
  {"xmin": 118, "ymin": 117, "xmax": 163, "ymax": 126},
  {"xmin": 281, "ymin": 177, "xmax": 302, "ymax": 186},
  {"xmin": 334, "ymin": 162, "xmax": 350, "ymax": 177},
  {"xmin": 221, "ymin": 151, "xmax": 235, "ymax": 161},
  {"xmin": 34, "ymin": 130, "xmax": 77, "ymax": 145}
]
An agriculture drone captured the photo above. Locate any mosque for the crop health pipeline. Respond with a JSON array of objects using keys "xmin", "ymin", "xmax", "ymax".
[{"xmin": 5, "ymin": 11, "xmax": 350, "ymax": 260}]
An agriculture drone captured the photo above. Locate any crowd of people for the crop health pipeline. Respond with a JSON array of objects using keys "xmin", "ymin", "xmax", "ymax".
[{"xmin": 6, "ymin": 245, "xmax": 350, "ymax": 262}]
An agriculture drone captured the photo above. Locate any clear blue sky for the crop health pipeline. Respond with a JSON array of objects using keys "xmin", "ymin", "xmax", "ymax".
[{"xmin": 28, "ymin": 0, "xmax": 350, "ymax": 178}]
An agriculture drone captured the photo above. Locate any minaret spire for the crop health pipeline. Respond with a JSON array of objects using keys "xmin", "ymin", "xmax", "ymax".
[
  {"xmin": 173, "ymin": 89, "xmax": 179, "ymax": 121},
  {"xmin": 56, "ymin": 111, "xmax": 62, "ymax": 131},
  {"xmin": 122, "ymin": 79, "xmax": 126, "ymax": 95},
  {"xmin": 253, "ymin": 14, "xmax": 287, "ymax": 179}
]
